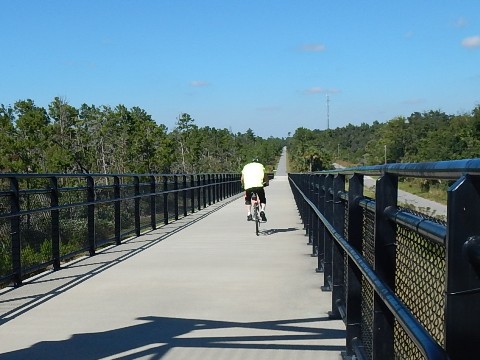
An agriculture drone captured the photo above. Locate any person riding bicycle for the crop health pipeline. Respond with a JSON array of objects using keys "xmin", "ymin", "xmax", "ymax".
[{"xmin": 241, "ymin": 157, "xmax": 269, "ymax": 222}]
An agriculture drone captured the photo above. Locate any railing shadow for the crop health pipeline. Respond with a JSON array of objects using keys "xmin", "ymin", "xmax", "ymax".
[
  {"xmin": 0, "ymin": 197, "xmax": 240, "ymax": 325},
  {"xmin": 262, "ymin": 227, "xmax": 299, "ymax": 235},
  {"xmin": 1, "ymin": 316, "xmax": 346, "ymax": 359}
]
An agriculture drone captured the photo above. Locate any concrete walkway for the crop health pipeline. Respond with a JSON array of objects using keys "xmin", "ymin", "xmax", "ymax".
[{"xmin": 0, "ymin": 172, "xmax": 345, "ymax": 358}]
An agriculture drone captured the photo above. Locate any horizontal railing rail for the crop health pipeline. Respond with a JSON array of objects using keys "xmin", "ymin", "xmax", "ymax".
[
  {"xmin": 0, "ymin": 172, "xmax": 243, "ymax": 287},
  {"xmin": 289, "ymin": 158, "xmax": 480, "ymax": 360}
]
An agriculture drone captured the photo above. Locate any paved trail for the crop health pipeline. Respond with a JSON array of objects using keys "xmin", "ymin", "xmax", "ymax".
[{"xmin": 333, "ymin": 163, "xmax": 447, "ymax": 218}]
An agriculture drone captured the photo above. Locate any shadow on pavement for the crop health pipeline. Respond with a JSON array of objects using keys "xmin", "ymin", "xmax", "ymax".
[
  {"xmin": 262, "ymin": 227, "xmax": 299, "ymax": 235},
  {"xmin": 1, "ymin": 316, "xmax": 345, "ymax": 359},
  {"xmin": 0, "ymin": 198, "xmax": 239, "ymax": 326}
]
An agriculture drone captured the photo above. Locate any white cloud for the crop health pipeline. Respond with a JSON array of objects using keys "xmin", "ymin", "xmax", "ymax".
[
  {"xmin": 190, "ymin": 80, "xmax": 209, "ymax": 87},
  {"xmin": 304, "ymin": 87, "xmax": 340, "ymax": 95},
  {"xmin": 455, "ymin": 17, "xmax": 468, "ymax": 28},
  {"xmin": 300, "ymin": 43, "xmax": 326, "ymax": 52},
  {"xmin": 461, "ymin": 35, "xmax": 480, "ymax": 49}
]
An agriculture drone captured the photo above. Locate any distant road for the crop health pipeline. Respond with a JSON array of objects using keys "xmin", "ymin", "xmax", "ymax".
[
  {"xmin": 333, "ymin": 163, "xmax": 447, "ymax": 218},
  {"xmin": 274, "ymin": 146, "xmax": 287, "ymax": 177}
]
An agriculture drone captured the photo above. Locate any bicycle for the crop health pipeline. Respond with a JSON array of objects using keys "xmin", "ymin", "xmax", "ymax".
[{"xmin": 251, "ymin": 192, "xmax": 261, "ymax": 236}]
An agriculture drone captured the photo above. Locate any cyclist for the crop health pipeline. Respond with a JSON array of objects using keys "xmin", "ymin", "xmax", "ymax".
[{"xmin": 241, "ymin": 158, "xmax": 269, "ymax": 222}]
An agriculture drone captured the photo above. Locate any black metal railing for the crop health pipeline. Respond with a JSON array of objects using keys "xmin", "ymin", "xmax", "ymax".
[
  {"xmin": 0, "ymin": 173, "xmax": 242, "ymax": 287},
  {"xmin": 289, "ymin": 158, "xmax": 480, "ymax": 360}
]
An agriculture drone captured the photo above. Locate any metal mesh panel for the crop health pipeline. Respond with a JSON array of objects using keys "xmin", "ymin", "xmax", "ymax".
[
  {"xmin": 58, "ymin": 186, "xmax": 88, "ymax": 256},
  {"xmin": 360, "ymin": 202, "xmax": 375, "ymax": 358},
  {"xmin": 120, "ymin": 182, "xmax": 135, "ymax": 239},
  {"xmin": 344, "ymin": 198, "xmax": 349, "ymax": 306},
  {"xmin": 0, "ymin": 217, "xmax": 12, "ymax": 280},
  {"xmin": 0, "ymin": 191, "xmax": 11, "ymax": 279},
  {"xmin": 20, "ymin": 210, "xmax": 52, "ymax": 270},
  {"xmin": 395, "ymin": 208, "xmax": 446, "ymax": 348},
  {"xmin": 394, "ymin": 321, "xmax": 425, "ymax": 360},
  {"xmin": 362, "ymin": 204, "xmax": 375, "ymax": 267},
  {"xmin": 139, "ymin": 182, "xmax": 152, "ymax": 231},
  {"xmin": 19, "ymin": 192, "xmax": 52, "ymax": 271},
  {"xmin": 59, "ymin": 207, "xmax": 88, "ymax": 257},
  {"xmin": 361, "ymin": 276, "xmax": 374, "ymax": 359},
  {"xmin": 95, "ymin": 185, "xmax": 116, "ymax": 245}
]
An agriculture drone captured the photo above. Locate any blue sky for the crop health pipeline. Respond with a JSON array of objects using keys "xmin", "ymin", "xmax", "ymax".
[{"xmin": 1, "ymin": 1, "xmax": 479, "ymax": 138}]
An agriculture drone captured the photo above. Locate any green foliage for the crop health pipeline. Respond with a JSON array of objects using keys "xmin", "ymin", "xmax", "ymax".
[
  {"xmin": 0, "ymin": 99, "xmax": 285, "ymax": 175},
  {"xmin": 288, "ymin": 105, "xmax": 480, "ymax": 170}
]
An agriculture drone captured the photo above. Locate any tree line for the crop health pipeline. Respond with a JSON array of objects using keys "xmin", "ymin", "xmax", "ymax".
[
  {"xmin": 287, "ymin": 105, "xmax": 480, "ymax": 172},
  {"xmin": 0, "ymin": 98, "xmax": 285, "ymax": 174}
]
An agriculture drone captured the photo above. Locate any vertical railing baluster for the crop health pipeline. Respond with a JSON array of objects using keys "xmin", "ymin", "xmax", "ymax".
[
  {"xmin": 10, "ymin": 177, "xmax": 22, "ymax": 286},
  {"xmin": 163, "ymin": 175, "xmax": 168, "ymax": 225},
  {"xmin": 190, "ymin": 175, "xmax": 195, "ymax": 213},
  {"xmin": 86, "ymin": 176, "xmax": 96, "ymax": 256},
  {"xmin": 372, "ymin": 173, "xmax": 397, "ymax": 359},
  {"xmin": 182, "ymin": 175, "xmax": 187, "ymax": 217},
  {"xmin": 316, "ymin": 175, "xmax": 326, "ymax": 273},
  {"xmin": 134, "ymin": 176, "xmax": 141, "ymax": 236},
  {"xmin": 345, "ymin": 173, "xmax": 364, "ymax": 357},
  {"xmin": 150, "ymin": 176, "xmax": 156, "ymax": 230},
  {"xmin": 174, "ymin": 175, "xmax": 179, "ymax": 221},
  {"xmin": 50, "ymin": 176, "xmax": 60, "ymax": 270},
  {"xmin": 445, "ymin": 174, "xmax": 480, "ymax": 358},
  {"xmin": 329, "ymin": 173, "xmax": 345, "ymax": 319},
  {"xmin": 311, "ymin": 174, "xmax": 319, "ymax": 258},
  {"xmin": 114, "ymin": 176, "xmax": 121, "ymax": 245},
  {"xmin": 207, "ymin": 174, "xmax": 212, "ymax": 205},
  {"xmin": 203, "ymin": 174, "xmax": 207, "ymax": 208},
  {"xmin": 322, "ymin": 174, "xmax": 333, "ymax": 292}
]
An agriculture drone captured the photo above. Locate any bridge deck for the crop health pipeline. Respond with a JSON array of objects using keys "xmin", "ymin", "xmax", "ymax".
[{"xmin": 0, "ymin": 175, "xmax": 346, "ymax": 359}]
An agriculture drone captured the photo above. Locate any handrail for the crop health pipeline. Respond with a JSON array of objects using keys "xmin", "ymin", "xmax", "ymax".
[
  {"xmin": 305, "ymin": 158, "xmax": 480, "ymax": 180},
  {"xmin": 289, "ymin": 176, "xmax": 449, "ymax": 359}
]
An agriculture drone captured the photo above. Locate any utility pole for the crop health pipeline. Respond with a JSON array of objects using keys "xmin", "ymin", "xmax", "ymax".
[
  {"xmin": 326, "ymin": 94, "xmax": 330, "ymax": 130},
  {"xmin": 384, "ymin": 145, "xmax": 387, "ymax": 164}
]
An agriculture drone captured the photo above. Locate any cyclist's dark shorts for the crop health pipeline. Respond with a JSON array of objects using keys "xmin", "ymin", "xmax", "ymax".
[{"xmin": 245, "ymin": 187, "xmax": 266, "ymax": 205}]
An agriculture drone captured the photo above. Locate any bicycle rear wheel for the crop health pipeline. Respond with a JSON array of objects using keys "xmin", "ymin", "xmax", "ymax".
[{"xmin": 254, "ymin": 204, "xmax": 260, "ymax": 236}]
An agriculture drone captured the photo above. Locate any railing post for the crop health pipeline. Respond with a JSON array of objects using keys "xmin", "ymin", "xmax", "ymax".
[
  {"xmin": 196, "ymin": 175, "xmax": 201, "ymax": 210},
  {"xmin": 222, "ymin": 174, "xmax": 226, "ymax": 199},
  {"xmin": 298, "ymin": 175, "xmax": 306, "ymax": 227},
  {"xmin": 207, "ymin": 174, "xmax": 212, "ymax": 205},
  {"xmin": 50, "ymin": 176, "xmax": 60, "ymax": 270},
  {"xmin": 203, "ymin": 174, "xmax": 207, "ymax": 208},
  {"xmin": 219, "ymin": 174, "xmax": 223, "ymax": 200},
  {"xmin": 163, "ymin": 175, "xmax": 168, "ymax": 225},
  {"xmin": 213, "ymin": 174, "xmax": 217, "ymax": 204},
  {"xmin": 150, "ymin": 175, "xmax": 156, "ymax": 230},
  {"xmin": 220, "ymin": 174, "xmax": 224, "ymax": 200},
  {"xmin": 306, "ymin": 174, "xmax": 313, "ymax": 242},
  {"xmin": 445, "ymin": 174, "xmax": 480, "ymax": 358},
  {"xmin": 190, "ymin": 175, "xmax": 195, "ymax": 213},
  {"xmin": 86, "ymin": 176, "xmax": 96, "ymax": 256},
  {"xmin": 345, "ymin": 173, "xmax": 364, "ymax": 357},
  {"xmin": 182, "ymin": 175, "xmax": 187, "ymax": 217},
  {"xmin": 316, "ymin": 175, "xmax": 326, "ymax": 273},
  {"xmin": 372, "ymin": 173, "xmax": 397, "ymax": 359},
  {"xmin": 134, "ymin": 176, "xmax": 141, "ymax": 236},
  {"xmin": 321, "ymin": 174, "xmax": 333, "ymax": 292},
  {"xmin": 114, "ymin": 176, "xmax": 121, "ymax": 245},
  {"xmin": 329, "ymin": 173, "xmax": 345, "ymax": 320},
  {"xmin": 311, "ymin": 174, "xmax": 320, "ymax": 258},
  {"xmin": 10, "ymin": 177, "xmax": 22, "ymax": 286},
  {"xmin": 174, "ymin": 175, "xmax": 179, "ymax": 221}
]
